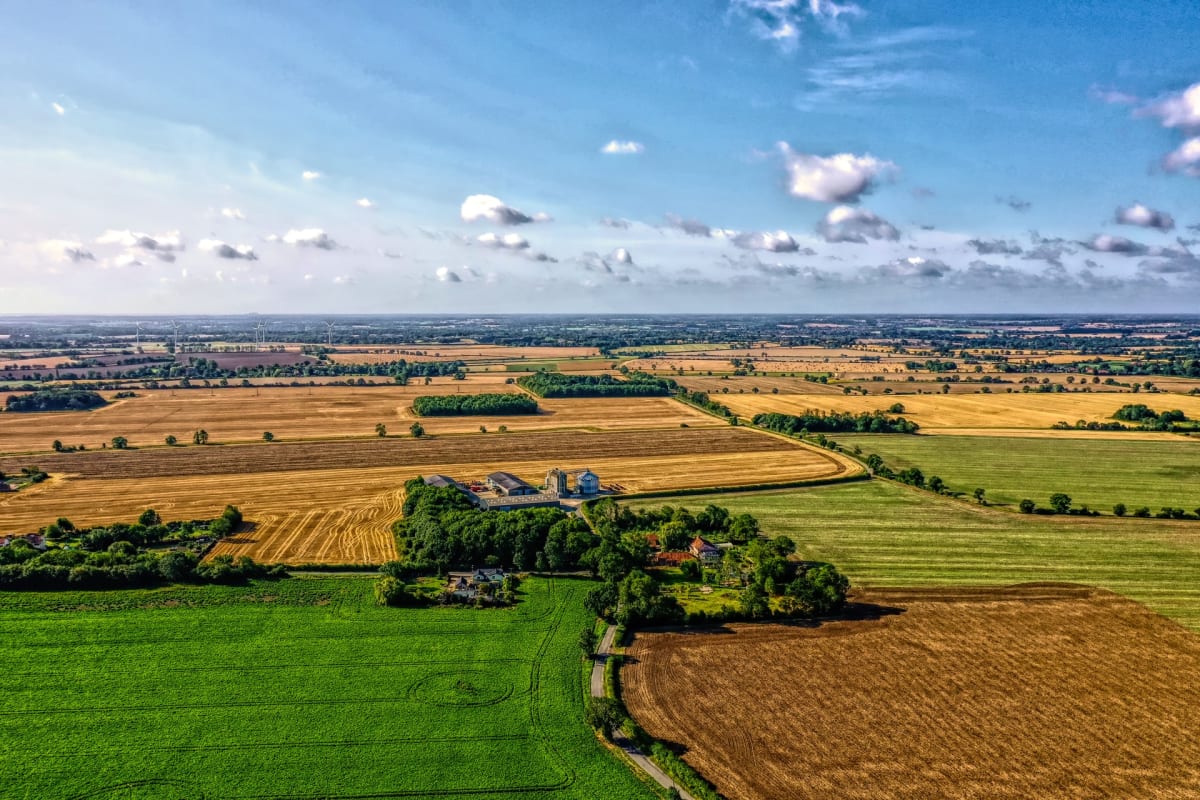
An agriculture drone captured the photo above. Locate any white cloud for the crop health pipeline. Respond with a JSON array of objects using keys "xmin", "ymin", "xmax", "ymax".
[
  {"xmin": 460, "ymin": 194, "xmax": 534, "ymax": 225},
  {"xmin": 301, "ymin": 170, "xmax": 322, "ymax": 181},
  {"xmin": 1163, "ymin": 137, "xmax": 1200, "ymax": 177},
  {"xmin": 611, "ymin": 247, "xmax": 634, "ymax": 265},
  {"xmin": 51, "ymin": 102, "xmax": 65, "ymax": 116},
  {"xmin": 532, "ymin": 211, "xmax": 553, "ymax": 222},
  {"xmin": 1140, "ymin": 83, "xmax": 1200, "ymax": 131},
  {"xmin": 601, "ymin": 140, "xmax": 645, "ymax": 155},
  {"xmin": 40, "ymin": 239, "xmax": 94, "ymax": 262},
  {"xmin": 356, "ymin": 198, "xmax": 375, "ymax": 209},
  {"xmin": 664, "ymin": 214, "xmax": 713, "ymax": 237},
  {"xmin": 733, "ymin": 230, "xmax": 803, "ymax": 252},
  {"xmin": 280, "ymin": 228, "xmax": 337, "ymax": 250},
  {"xmin": 111, "ymin": 253, "xmax": 146, "ymax": 269},
  {"xmin": 332, "ymin": 275, "xmax": 353, "ymax": 285},
  {"xmin": 729, "ymin": 0, "xmax": 864, "ymax": 54},
  {"xmin": 817, "ymin": 205, "xmax": 899, "ymax": 243},
  {"xmin": 96, "ymin": 229, "xmax": 184, "ymax": 261},
  {"xmin": 198, "ymin": 238, "xmax": 258, "ymax": 260},
  {"xmin": 477, "ymin": 232, "xmax": 530, "ymax": 250},
  {"xmin": 778, "ymin": 143, "xmax": 897, "ymax": 203},
  {"xmin": 1115, "ymin": 203, "xmax": 1175, "ymax": 231},
  {"xmin": 863, "ymin": 255, "xmax": 949, "ymax": 280},
  {"xmin": 436, "ymin": 266, "xmax": 462, "ymax": 283},
  {"xmin": 220, "ymin": 207, "xmax": 246, "ymax": 220},
  {"xmin": 1084, "ymin": 234, "xmax": 1148, "ymax": 255},
  {"xmin": 1089, "ymin": 85, "xmax": 1139, "ymax": 105}
]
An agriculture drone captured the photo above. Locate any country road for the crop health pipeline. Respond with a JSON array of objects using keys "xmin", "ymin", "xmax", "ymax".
[{"xmin": 590, "ymin": 625, "xmax": 696, "ymax": 800}]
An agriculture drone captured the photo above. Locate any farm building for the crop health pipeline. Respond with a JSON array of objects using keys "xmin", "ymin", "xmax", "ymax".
[
  {"xmin": 575, "ymin": 469, "xmax": 600, "ymax": 495},
  {"xmin": 423, "ymin": 474, "xmax": 477, "ymax": 504},
  {"xmin": 689, "ymin": 536, "xmax": 721, "ymax": 564},
  {"xmin": 478, "ymin": 493, "xmax": 560, "ymax": 511},
  {"xmin": 487, "ymin": 471, "xmax": 538, "ymax": 496},
  {"xmin": 653, "ymin": 551, "xmax": 696, "ymax": 567},
  {"xmin": 446, "ymin": 568, "xmax": 507, "ymax": 600},
  {"xmin": 545, "ymin": 468, "xmax": 569, "ymax": 496}
]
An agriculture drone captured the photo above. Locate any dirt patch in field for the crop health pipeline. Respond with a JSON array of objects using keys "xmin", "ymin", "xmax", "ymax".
[{"xmin": 623, "ymin": 585, "xmax": 1200, "ymax": 800}]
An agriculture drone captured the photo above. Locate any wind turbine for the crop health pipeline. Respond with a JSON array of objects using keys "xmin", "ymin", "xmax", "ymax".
[
  {"xmin": 170, "ymin": 320, "xmax": 181, "ymax": 353},
  {"xmin": 134, "ymin": 322, "xmax": 143, "ymax": 348},
  {"xmin": 253, "ymin": 322, "xmax": 266, "ymax": 351},
  {"xmin": 324, "ymin": 321, "xmax": 335, "ymax": 348}
]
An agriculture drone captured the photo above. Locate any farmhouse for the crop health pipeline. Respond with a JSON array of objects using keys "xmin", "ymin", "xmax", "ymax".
[
  {"xmin": 689, "ymin": 536, "xmax": 721, "ymax": 564},
  {"xmin": 446, "ymin": 568, "xmax": 506, "ymax": 600}
]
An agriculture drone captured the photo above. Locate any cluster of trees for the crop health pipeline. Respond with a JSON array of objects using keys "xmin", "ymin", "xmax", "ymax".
[
  {"xmin": 517, "ymin": 371, "xmax": 676, "ymax": 398},
  {"xmin": 905, "ymin": 359, "xmax": 958, "ymax": 372},
  {"xmin": 3, "ymin": 466, "xmax": 49, "ymax": 487},
  {"xmin": 736, "ymin": 537, "xmax": 850, "ymax": 619},
  {"xmin": 675, "ymin": 388, "xmax": 734, "ymax": 419},
  {"xmin": 864, "ymin": 455, "xmax": 987, "ymax": 503},
  {"xmin": 753, "ymin": 410, "xmax": 919, "ymax": 435},
  {"xmin": 411, "ymin": 393, "xmax": 538, "ymax": 416},
  {"xmin": 1052, "ymin": 420, "xmax": 1129, "ymax": 431},
  {"xmin": 395, "ymin": 479, "xmax": 595, "ymax": 573},
  {"xmin": 0, "ymin": 507, "xmax": 279, "ymax": 590},
  {"xmin": 1112, "ymin": 404, "xmax": 1191, "ymax": 431},
  {"xmin": 1019, "ymin": 494, "xmax": 1200, "ymax": 520},
  {"xmin": 5, "ymin": 389, "xmax": 107, "ymax": 413},
  {"xmin": 587, "ymin": 498, "xmax": 760, "ymax": 547},
  {"xmin": 56, "ymin": 357, "xmax": 468, "ymax": 383}
]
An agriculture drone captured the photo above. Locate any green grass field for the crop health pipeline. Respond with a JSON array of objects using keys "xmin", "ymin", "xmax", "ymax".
[
  {"xmin": 836, "ymin": 433, "xmax": 1200, "ymax": 512},
  {"xmin": 0, "ymin": 577, "xmax": 656, "ymax": 800},
  {"xmin": 628, "ymin": 480, "xmax": 1200, "ymax": 631}
]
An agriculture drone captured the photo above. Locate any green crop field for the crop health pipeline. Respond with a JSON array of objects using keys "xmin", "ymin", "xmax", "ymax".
[
  {"xmin": 628, "ymin": 480, "xmax": 1200, "ymax": 632},
  {"xmin": 836, "ymin": 433, "xmax": 1200, "ymax": 512},
  {"xmin": 0, "ymin": 577, "xmax": 655, "ymax": 800}
]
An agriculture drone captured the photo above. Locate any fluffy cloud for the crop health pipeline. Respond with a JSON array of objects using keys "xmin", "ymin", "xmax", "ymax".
[
  {"xmin": 729, "ymin": 0, "xmax": 864, "ymax": 54},
  {"xmin": 436, "ymin": 266, "xmax": 462, "ymax": 283},
  {"xmin": 601, "ymin": 140, "xmax": 645, "ymax": 155},
  {"xmin": 460, "ymin": 194, "xmax": 534, "ymax": 226},
  {"xmin": 1115, "ymin": 203, "xmax": 1175, "ymax": 231},
  {"xmin": 967, "ymin": 238, "xmax": 1023, "ymax": 255},
  {"xmin": 477, "ymin": 232, "xmax": 530, "ymax": 250},
  {"xmin": 41, "ymin": 239, "xmax": 94, "ymax": 262},
  {"xmin": 1083, "ymin": 234, "xmax": 1149, "ymax": 255},
  {"xmin": 1023, "ymin": 233, "xmax": 1075, "ymax": 267},
  {"xmin": 778, "ymin": 144, "xmax": 896, "ymax": 203},
  {"xmin": 664, "ymin": 213, "xmax": 712, "ymax": 237},
  {"xmin": 278, "ymin": 228, "xmax": 337, "ymax": 250},
  {"xmin": 1139, "ymin": 82, "xmax": 1200, "ymax": 131},
  {"xmin": 220, "ymin": 208, "xmax": 246, "ymax": 221},
  {"xmin": 817, "ymin": 206, "xmax": 899, "ymax": 243},
  {"xmin": 601, "ymin": 217, "xmax": 633, "ymax": 229},
  {"xmin": 861, "ymin": 256, "xmax": 949, "ymax": 281},
  {"xmin": 198, "ymin": 239, "xmax": 258, "ymax": 260},
  {"xmin": 733, "ymin": 230, "xmax": 805, "ymax": 253},
  {"xmin": 51, "ymin": 102, "xmax": 66, "ymax": 115},
  {"xmin": 611, "ymin": 247, "xmax": 634, "ymax": 265},
  {"xmin": 301, "ymin": 170, "xmax": 322, "ymax": 181},
  {"xmin": 1163, "ymin": 137, "xmax": 1200, "ymax": 177},
  {"xmin": 356, "ymin": 198, "xmax": 375, "ymax": 209},
  {"xmin": 96, "ymin": 229, "xmax": 184, "ymax": 261}
]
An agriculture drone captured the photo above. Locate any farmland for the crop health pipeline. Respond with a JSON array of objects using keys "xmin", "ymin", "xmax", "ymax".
[
  {"xmin": 1, "ymin": 428, "xmax": 857, "ymax": 564},
  {"xmin": 0, "ymin": 383, "xmax": 722, "ymax": 454},
  {"xmin": 623, "ymin": 585, "xmax": 1200, "ymax": 800},
  {"xmin": 0, "ymin": 576, "xmax": 657, "ymax": 800},
  {"xmin": 716, "ymin": 390, "xmax": 1200, "ymax": 432},
  {"xmin": 627, "ymin": 481, "xmax": 1200, "ymax": 631},
  {"xmin": 835, "ymin": 433, "xmax": 1200, "ymax": 511}
]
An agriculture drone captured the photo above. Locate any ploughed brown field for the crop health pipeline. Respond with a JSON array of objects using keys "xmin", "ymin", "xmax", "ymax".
[
  {"xmin": 0, "ymin": 428, "xmax": 858, "ymax": 564},
  {"xmin": 622, "ymin": 585, "xmax": 1200, "ymax": 800}
]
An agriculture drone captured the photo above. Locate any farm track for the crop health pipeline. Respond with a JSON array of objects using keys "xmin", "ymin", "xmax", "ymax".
[{"xmin": 623, "ymin": 585, "xmax": 1200, "ymax": 800}]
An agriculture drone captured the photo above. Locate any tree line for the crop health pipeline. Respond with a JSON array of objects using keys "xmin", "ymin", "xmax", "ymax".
[
  {"xmin": 0, "ymin": 506, "xmax": 283, "ymax": 590},
  {"xmin": 5, "ymin": 388, "xmax": 107, "ymax": 413},
  {"xmin": 517, "ymin": 371, "xmax": 676, "ymax": 398},
  {"xmin": 753, "ymin": 409, "xmax": 919, "ymax": 435},
  {"xmin": 411, "ymin": 393, "xmax": 538, "ymax": 416}
]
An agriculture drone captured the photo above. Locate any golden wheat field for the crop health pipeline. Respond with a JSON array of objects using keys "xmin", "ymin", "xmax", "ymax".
[
  {"xmin": 623, "ymin": 584, "xmax": 1200, "ymax": 800},
  {"xmin": 716, "ymin": 390, "xmax": 1200, "ymax": 431},
  {"xmin": 0, "ymin": 428, "xmax": 857, "ymax": 564},
  {"xmin": 0, "ymin": 380, "xmax": 723, "ymax": 453}
]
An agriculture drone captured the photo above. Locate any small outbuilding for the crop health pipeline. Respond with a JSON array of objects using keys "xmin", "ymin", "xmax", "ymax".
[
  {"xmin": 689, "ymin": 536, "xmax": 721, "ymax": 564},
  {"xmin": 487, "ymin": 471, "xmax": 538, "ymax": 496},
  {"xmin": 575, "ymin": 469, "xmax": 600, "ymax": 495}
]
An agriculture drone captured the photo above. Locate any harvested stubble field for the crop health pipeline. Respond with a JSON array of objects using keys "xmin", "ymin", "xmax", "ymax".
[
  {"xmin": 0, "ymin": 577, "xmax": 655, "ymax": 800},
  {"xmin": 622, "ymin": 584, "xmax": 1200, "ymax": 800},
  {"xmin": 0, "ymin": 384, "xmax": 719, "ymax": 454},
  {"xmin": 717, "ymin": 390, "xmax": 1200, "ymax": 431},
  {"xmin": 836, "ymin": 433, "xmax": 1200, "ymax": 511},
  {"xmin": 628, "ymin": 481, "xmax": 1200, "ymax": 631},
  {"xmin": 329, "ymin": 344, "xmax": 599, "ymax": 364},
  {"xmin": 1, "ymin": 428, "xmax": 856, "ymax": 564}
]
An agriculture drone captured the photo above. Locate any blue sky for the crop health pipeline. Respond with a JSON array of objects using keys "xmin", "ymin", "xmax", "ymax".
[{"xmin": 2, "ymin": 0, "xmax": 1198, "ymax": 313}]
